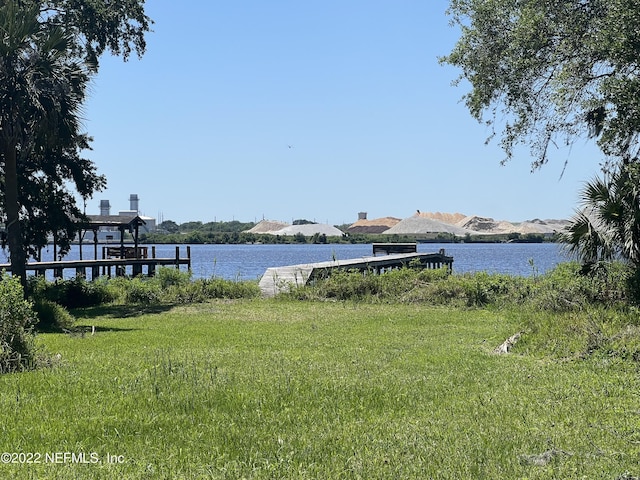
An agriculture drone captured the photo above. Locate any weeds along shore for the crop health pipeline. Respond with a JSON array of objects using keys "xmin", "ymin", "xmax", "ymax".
[{"xmin": 0, "ymin": 263, "xmax": 639, "ymax": 478}]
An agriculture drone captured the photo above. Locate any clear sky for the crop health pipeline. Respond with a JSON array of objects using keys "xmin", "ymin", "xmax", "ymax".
[{"xmin": 81, "ymin": 0, "xmax": 604, "ymax": 226}]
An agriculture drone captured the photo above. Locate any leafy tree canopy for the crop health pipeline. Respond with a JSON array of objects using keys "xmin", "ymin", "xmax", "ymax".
[
  {"xmin": 0, "ymin": 0, "xmax": 152, "ymax": 280},
  {"xmin": 442, "ymin": 0, "xmax": 640, "ymax": 169},
  {"xmin": 37, "ymin": 0, "xmax": 152, "ymax": 67}
]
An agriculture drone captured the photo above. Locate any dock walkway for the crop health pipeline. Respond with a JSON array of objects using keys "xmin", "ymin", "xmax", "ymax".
[{"xmin": 259, "ymin": 250, "xmax": 452, "ymax": 297}]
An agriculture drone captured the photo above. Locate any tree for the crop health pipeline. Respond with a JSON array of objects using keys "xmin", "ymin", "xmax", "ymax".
[
  {"xmin": 562, "ymin": 162, "xmax": 640, "ymax": 268},
  {"xmin": 37, "ymin": 0, "xmax": 152, "ymax": 69},
  {"xmin": 441, "ymin": 0, "xmax": 640, "ymax": 169},
  {"xmin": 0, "ymin": 0, "xmax": 151, "ymax": 283},
  {"xmin": 0, "ymin": 1, "xmax": 97, "ymax": 282},
  {"xmin": 158, "ymin": 220, "xmax": 180, "ymax": 234}
]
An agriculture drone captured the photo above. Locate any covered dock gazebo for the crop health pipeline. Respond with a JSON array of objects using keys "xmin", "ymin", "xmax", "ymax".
[{"xmin": 77, "ymin": 215, "xmax": 147, "ymax": 261}]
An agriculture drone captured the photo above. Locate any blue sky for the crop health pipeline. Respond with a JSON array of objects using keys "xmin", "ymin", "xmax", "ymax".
[{"xmin": 82, "ymin": 0, "xmax": 604, "ymax": 225}]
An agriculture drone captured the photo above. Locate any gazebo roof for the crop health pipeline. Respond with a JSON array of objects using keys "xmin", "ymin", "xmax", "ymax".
[{"xmin": 83, "ymin": 215, "xmax": 147, "ymax": 229}]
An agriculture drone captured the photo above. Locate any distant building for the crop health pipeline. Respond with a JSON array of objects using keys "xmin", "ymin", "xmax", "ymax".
[{"xmin": 82, "ymin": 194, "xmax": 156, "ymax": 243}]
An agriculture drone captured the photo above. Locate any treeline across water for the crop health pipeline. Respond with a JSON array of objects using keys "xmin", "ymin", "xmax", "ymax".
[{"xmin": 143, "ymin": 220, "xmax": 555, "ymax": 245}]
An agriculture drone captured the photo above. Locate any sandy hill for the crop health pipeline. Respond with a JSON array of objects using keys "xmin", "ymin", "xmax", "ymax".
[
  {"xmin": 384, "ymin": 216, "xmax": 476, "ymax": 236},
  {"xmin": 246, "ymin": 220, "xmax": 290, "ymax": 234},
  {"xmin": 246, "ymin": 220, "xmax": 343, "ymax": 236},
  {"xmin": 271, "ymin": 224, "xmax": 344, "ymax": 237},
  {"xmin": 347, "ymin": 217, "xmax": 401, "ymax": 234},
  {"xmin": 416, "ymin": 211, "xmax": 467, "ymax": 225},
  {"xmin": 456, "ymin": 216, "xmax": 509, "ymax": 233},
  {"xmin": 384, "ymin": 212, "xmax": 569, "ymax": 236},
  {"xmin": 456, "ymin": 215, "xmax": 569, "ymax": 235},
  {"xmin": 248, "ymin": 213, "xmax": 569, "ymax": 237}
]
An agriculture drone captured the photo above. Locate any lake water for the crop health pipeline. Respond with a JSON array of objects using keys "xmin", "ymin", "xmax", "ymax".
[{"xmin": 2, "ymin": 242, "xmax": 572, "ymax": 280}]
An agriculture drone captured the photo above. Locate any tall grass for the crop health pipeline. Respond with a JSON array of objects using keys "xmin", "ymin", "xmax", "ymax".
[
  {"xmin": 290, "ymin": 261, "xmax": 629, "ymax": 310},
  {"xmin": 2, "ymin": 262, "xmax": 639, "ymax": 477},
  {"xmin": 28, "ymin": 267, "xmax": 261, "ymax": 310},
  {"xmin": 0, "ymin": 301, "xmax": 638, "ymax": 478}
]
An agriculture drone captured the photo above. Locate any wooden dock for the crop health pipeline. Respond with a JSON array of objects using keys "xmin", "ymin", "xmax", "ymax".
[
  {"xmin": 0, "ymin": 246, "xmax": 191, "ymax": 280},
  {"xmin": 258, "ymin": 250, "xmax": 453, "ymax": 297}
]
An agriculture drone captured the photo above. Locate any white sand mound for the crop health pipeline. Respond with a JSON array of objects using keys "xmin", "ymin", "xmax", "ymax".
[
  {"xmin": 246, "ymin": 220, "xmax": 290, "ymax": 234},
  {"xmin": 417, "ymin": 211, "xmax": 467, "ymax": 224},
  {"xmin": 271, "ymin": 224, "xmax": 344, "ymax": 236},
  {"xmin": 383, "ymin": 216, "xmax": 475, "ymax": 236}
]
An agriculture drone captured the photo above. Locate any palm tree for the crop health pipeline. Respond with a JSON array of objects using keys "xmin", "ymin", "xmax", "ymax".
[
  {"xmin": 561, "ymin": 161, "xmax": 640, "ymax": 270},
  {"xmin": 0, "ymin": 1, "xmax": 91, "ymax": 284}
]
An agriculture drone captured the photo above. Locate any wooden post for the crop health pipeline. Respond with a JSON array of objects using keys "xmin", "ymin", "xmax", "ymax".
[
  {"xmin": 175, "ymin": 246, "xmax": 180, "ymax": 269},
  {"xmin": 119, "ymin": 226, "xmax": 125, "ymax": 259},
  {"xmin": 93, "ymin": 228, "xmax": 99, "ymax": 260},
  {"xmin": 134, "ymin": 220, "xmax": 140, "ymax": 259},
  {"xmin": 187, "ymin": 245, "xmax": 191, "ymax": 272},
  {"xmin": 133, "ymin": 262, "xmax": 142, "ymax": 276}
]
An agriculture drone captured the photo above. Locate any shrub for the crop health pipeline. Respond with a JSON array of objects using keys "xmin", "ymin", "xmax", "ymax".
[
  {"xmin": 124, "ymin": 278, "xmax": 162, "ymax": 305},
  {"xmin": 0, "ymin": 273, "xmax": 37, "ymax": 373},
  {"xmin": 33, "ymin": 299, "xmax": 75, "ymax": 332},
  {"xmin": 200, "ymin": 278, "xmax": 261, "ymax": 299},
  {"xmin": 290, "ymin": 262, "xmax": 630, "ymax": 309},
  {"xmin": 156, "ymin": 267, "xmax": 191, "ymax": 289},
  {"xmin": 28, "ymin": 276, "xmax": 115, "ymax": 309},
  {"xmin": 530, "ymin": 262, "xmax": 629, "ymax": 311}
]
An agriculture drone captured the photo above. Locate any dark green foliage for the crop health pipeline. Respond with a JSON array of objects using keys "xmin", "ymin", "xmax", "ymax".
[
  {"xmin": 291, "ymin": 262, "xmax": 630, "ymax": 309},
  {"xmin": 103, "ymin": 268, "xmax": 261, "ymax": 305},
  {"xmin": 156, "ymin": 267, "xmax": 191, "ymax": 289},
  {"xmin": 561, "ymin": 163, "xmax": 640, "ymax": 301},
  {"xmin": 28, "ymin": 276, "xmax": 114, "ymax": 309},
  {"xmin": 121, "ymin": 277, "xmax": 162, "ymax": 305},
  {"xmin": 0, "ymin": 0, "xmax": 151, "ymax": 282},
  {"xmin": 0, "ymin": 273, "xmax": 37, "ymax": 372},
  {"xmin": 164, "ymin": 278, "xmax": 261, "ymax": 303},
  {"xmin": 32, "ymin": 298, "xmax": 74, "ymax": 332},
  {"xmin": 199, "ymin": 277, "xmax": 261, "ymax": 299},
  {"xmin": 292, "ymin": 219, "xmax": 316, "ymax": 225},
  {"xmin": 442, "ymin": 0, "xmax": 640, "ymax": 167}
]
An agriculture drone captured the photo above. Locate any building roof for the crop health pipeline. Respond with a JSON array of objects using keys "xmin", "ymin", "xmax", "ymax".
[{"xmin": 83, "ymin": 215, "xmax": 147, "ymax": 229}]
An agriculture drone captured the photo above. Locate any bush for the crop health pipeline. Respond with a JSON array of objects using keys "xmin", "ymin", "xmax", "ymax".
[
  {"xmin": 156, "ymin": 267, "xmax": 191, "ymax": 289},
  {"xmin": 28, "ymin": 276, "xmax": 115, "ymax": 309},
  {"xmin": 200, "ymin": 278, "xmax": 261, "ymax": 299},
  {"xmin": 290, "ymin": 262, "xmax": 630, "ymax": 309},
  {"xmin": 0, "ymin": 273, "xmax": 37, "ymax": 373},
  {"xmin": 123, "ymin": 278, "xmax": 162, "ymax": 305},
  {"xmin": 33, "ymin": 299, "xmax": 75, "ymax": 332},
  {"xmin": 530, "ymin": 262, "xmax": 629, "ymax": 311}
]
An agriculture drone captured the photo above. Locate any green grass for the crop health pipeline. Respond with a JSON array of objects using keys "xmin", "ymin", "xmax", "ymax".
[{"xmin": 0, "ymin": 300, "xmax": 639, "ymax": 479}]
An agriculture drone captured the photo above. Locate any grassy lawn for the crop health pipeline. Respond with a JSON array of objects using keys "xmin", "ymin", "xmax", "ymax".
[{"xmin": 0, "ymin": 299, "xmax": 638, "ymax": 479}]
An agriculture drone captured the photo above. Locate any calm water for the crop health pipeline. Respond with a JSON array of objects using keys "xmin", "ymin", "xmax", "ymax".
[{"xmin": 3, "ymin": 242, "xmax": 572, "ymax": 280}]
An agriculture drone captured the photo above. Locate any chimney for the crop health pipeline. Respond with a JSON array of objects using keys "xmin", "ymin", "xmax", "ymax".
[
  {"xmin": 100, "ymin": 200, "xmax": 111, "ymax": 216},
  {"xmin": 358, "ymin": 212, "xmax": 367, "ymax": 220},
  {"xmin": 129, "ymin": 194, "xmax": 139, "ymax": 213}
]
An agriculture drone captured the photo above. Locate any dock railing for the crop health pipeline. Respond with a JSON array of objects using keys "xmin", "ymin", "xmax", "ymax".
[{"xmin": 0, "ymin": 246, "xmax": 191, "ymax": 280}]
